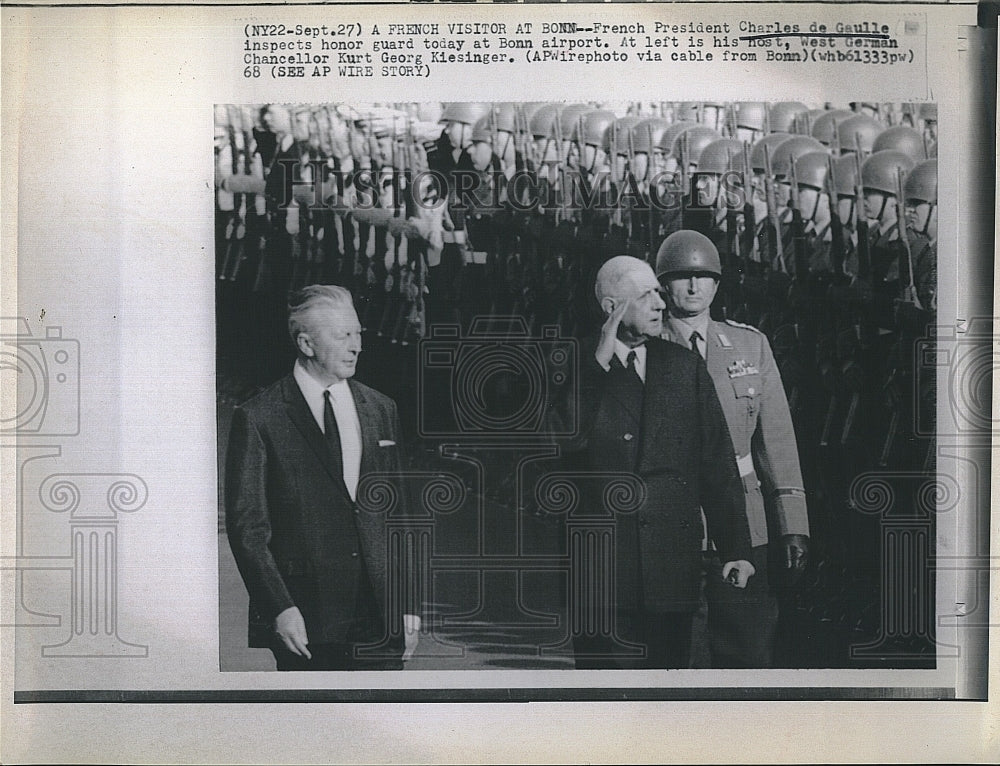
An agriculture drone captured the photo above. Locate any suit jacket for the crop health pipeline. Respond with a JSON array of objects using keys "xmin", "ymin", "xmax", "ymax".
[
  {"xmin": 225, "ymin": 374, "xmax": 417, "ymax": 648},
  {"xmin": 663, "ymin": 318, "xmax": 810, "ymax": 548},
  {"xmin": 565, "ymin": 337, "xmax": 752, "ymax": 612}
]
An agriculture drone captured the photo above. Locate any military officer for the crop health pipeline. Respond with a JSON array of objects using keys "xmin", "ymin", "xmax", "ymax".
[{"xmin": 656, "ymin": 230, "xmax": 811, "ymax": 668}]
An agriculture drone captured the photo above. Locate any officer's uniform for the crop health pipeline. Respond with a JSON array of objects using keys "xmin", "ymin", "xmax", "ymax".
[{"xmin": 663, "ymin": 313, "xmax": 809, "ymax": 667}]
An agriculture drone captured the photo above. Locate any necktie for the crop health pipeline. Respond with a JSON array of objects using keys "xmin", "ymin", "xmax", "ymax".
[
  {"xmin": 626, "ymin": 349, "xmax": 641, "ymax": 384},
  {"xmin": 689, "ymin": 330, "xmax": 703, "ymax": 358},
  {"xmin": 323, "ymin": 390, "xmax": 344, "ymax": 482}
]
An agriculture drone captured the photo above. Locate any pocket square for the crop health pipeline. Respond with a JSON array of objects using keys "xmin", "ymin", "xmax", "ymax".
[{"xmin": 378, "ymin": 439, "xmax": 396, "ymax": 447}]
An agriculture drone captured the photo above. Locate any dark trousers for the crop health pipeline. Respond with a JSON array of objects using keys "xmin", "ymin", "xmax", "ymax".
[
  {"xmin": 573, "ymin": 610, "xmax": 694, "ymax": 670},
  {"xmin": 270, "ymin": 567, "xmax": 403, "ymax": 671},
  {"xmin": 702, "ymin": 543, "xmax": 777, "ymax": 668}
]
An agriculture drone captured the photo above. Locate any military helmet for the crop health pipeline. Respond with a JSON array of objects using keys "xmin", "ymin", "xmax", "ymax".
[
  {"xmin": 581, "ymin": 110, "xmax": 618, "ymax": 147},
  {"xmin": 675, "ymin": 102, "xmax": 702, "ymax": 122},
  {"xmin": 630, "ymin": 118, "xmax": 671, "ymax": 154},
  {"xmin": 872, "ymin": 125, "xmax": 927, "ymax": 161},
  {"xmin": 918, "ymin": 103, "xmax": 938, "ymax": 122},
  {"xmin": 656, "ymin": 120, "xmax": 698, "ymax": 154},
  {"xmin": 768, "ymin": 102, "xmax": 810, "ymax": 134},
  {"xmin": 735, "ymin": 102, "xmax": 767, "ymax": 132},
  {"xmin": 749, "ymin": 132, "xmax": 792, "ymax": 173},
  {"xmin": 697, "ymin": 138, "xmax": 743, "ymax": 175},
  {"xmin": 470, "ymin": 114, "xmax": 495, "ymax": 145},
  {"xmin": 440, "ymin": 102, "xmax": 490, "ymax": 126},
  {"xmin": 793, "ymin": 151, "xmax": 833, "ymax": 190},
  {"xmin": 861, "ymin": 150, "xmax": 916, "ymax": 195},
  {"xmin": 489, "ymin": 103, "xmax": 518, "ymax": 134},
  {"xmin": 671, "ymin": 125, "xmax": 722, "ymax": 165},
  {"xmin": 529, "ymin": 103, "xmax": 564, "ymax": 139},
  {"xmin": 655, "ymin": 230, "xmax": 723, "ymax": 280},
  {"xmin": 903, "ymin": 159, "xmax": 937, "ymax": 204},
  {"xmin": 771, "ymin": 136, "xmax": 827, "ymax": 179},
  {"xmin": 837, "ymin": 114, "xmax": 885, "ymax": 155},
  {"xmin": 810, "ymin": 109, "xmax": 854, "ymax": 145},
  {"xmin": 603, "ymin": 115, "xmax": 642, "ymax": 154},
  {"xmin": 559, "ymin": 104, "xmax": 595, "ymax": 141},
  {"xmin": 833, "ymin": 154, "xmax": 859, "ymax": 197},
  {"xmin": 798, "ymin": 109, "xmax": 827, "ymax": 136}
]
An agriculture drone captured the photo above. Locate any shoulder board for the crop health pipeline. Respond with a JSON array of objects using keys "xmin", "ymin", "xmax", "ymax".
[{"xmin": 724, "ymin": 319, "xmax": 764, "ymax": 335}]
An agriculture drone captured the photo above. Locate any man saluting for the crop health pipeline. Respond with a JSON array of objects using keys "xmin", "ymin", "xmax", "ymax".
[
  {"xmin": 225, "ymin": 284, "xmax": 420, "ymax": 670},
  {"xmin": 564, "ymin": 255, "xmax": 755, "ymax": 669}
]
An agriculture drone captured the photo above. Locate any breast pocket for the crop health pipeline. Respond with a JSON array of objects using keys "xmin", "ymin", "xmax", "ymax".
[{"xmin": 730, "ymin": 374, "xmax": 762, "ymax": 421}]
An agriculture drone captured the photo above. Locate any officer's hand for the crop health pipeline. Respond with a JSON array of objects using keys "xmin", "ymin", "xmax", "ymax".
[
  {"xmin": 274, "ymin": 606, "xmax": 311, "ymax": 659},
  {"xmin": 402, "ymin": 614, "xmax": 421, "ymax": 662},
  {"xmin": 595, "ymin": 296, "xmax": 631, "ymax": 369},
  {"xmin": 722, "ymin": 559, "xmax": 756, "ymax": 589},
  {"xmin": 781, "ymin": 534, "xmax": 810, "ymax": 572}
]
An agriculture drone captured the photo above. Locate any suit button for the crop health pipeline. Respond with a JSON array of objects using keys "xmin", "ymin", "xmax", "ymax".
[
  {"xmin": 353, "ymin": 508, "xmax": 360, "ymax": 515},
  {"xmin": 623, "ymin": 433, "xmax": 633, "ymax": 441},
  {"xmin": 747, "ymin": 387, "xmax": 755, "ymax": 395},
  {"xmin": 351, "ymin": 551, "xmax": 359, "ymax": 558}
]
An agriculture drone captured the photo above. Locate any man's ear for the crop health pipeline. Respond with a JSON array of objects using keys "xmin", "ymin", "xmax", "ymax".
[
  {"xmin": 296, "ymin": 332, "xmax": 314, "ymax": 358},
  {"xmin": 600, "ymin": 297, "xmax": 615, "ymax": 316}
]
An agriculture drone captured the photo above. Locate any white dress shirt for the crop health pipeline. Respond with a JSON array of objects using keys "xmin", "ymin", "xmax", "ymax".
[{"xmin": 293, "ymin": 361, "xmax": 363, "ymax": 501}]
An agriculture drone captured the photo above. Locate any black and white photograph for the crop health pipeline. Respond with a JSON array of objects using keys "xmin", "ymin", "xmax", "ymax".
[
  {"xmin": 215, "ymin": 100, "xmax": 942, "ymax": 672},
  {"xmin": 4, "ymin": 1, "xmax": 996, "ymax": 762}
]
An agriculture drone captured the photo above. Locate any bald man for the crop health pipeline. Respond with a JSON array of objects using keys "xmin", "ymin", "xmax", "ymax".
[{"xmin": 562, "ymin": 255, "xmax": 754, "ymax": 669}]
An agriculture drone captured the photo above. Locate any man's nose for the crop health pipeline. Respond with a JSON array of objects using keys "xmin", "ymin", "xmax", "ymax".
[{"xmin": 652, "ymin": 291, "xmax": 666, "ymax": 310}]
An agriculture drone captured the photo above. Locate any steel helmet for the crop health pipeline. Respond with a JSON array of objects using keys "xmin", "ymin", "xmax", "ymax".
[
  {"xmin": 671, "ymin": 126, "xmax": 722, "ymax": 165},
  {"xmin": 861, "ymin": 150, "xmax": 916, "ymax": 195},
  {"xmin": 872, "ymin": 126, "xmax": 927, "ymax": 161},
  {"xmin": 470, "ymin": 114, "xmax": 495, "ymax": 145},
  {"xmin": 768, "ymin": 102, "xmax": 810, "ymax": 133},
  {"xmin": 918, "ymin": 103, "xmax": 938, "ymax": 122},
  {"xmin": 837, "ymin": 114, "xmax": 885, "ymax": 155},
  {"xmin": 559, "ymin": 104, "xmax": 595, "ymax": 141},
  {"xmin": 580, "ymin": 110, "xmax": 618, "ymax": 147},
  {"xmin": 488, "ymin": 103, "xmax": 518, "ymax": 134},
  {"xmin": 832, "ymin": 154, "xmax": 859, "ymax": 197},
  {"xmin": 697, "ymin": 138, "xmax": 743, "ymax": 175},
  {"xmin": 440, "ymin": 102, "xmax": 490, "ymax": 126},
  {"xmin": 603, "ymin": 115, "xmax": 642, "ymax": 154},
  {"xmin": 735, "ymin": 102, "xmax": 767, "ymax": 132},
  {"xmin": 793, "ymin": 151, "xmax": 833, "ymax": 190},
  {"xmin": 903, "ymin": 159, "xmax": 937, "ymax": 204},
  {"xmin": 749, "ymin": 132, "xmax": 792, "ymax": 173},
  {"xmin": 771, "ymin": 136, "xmax": 827, "ymax": 179},
  {"xmin": 797, "ymin": 109, "xmax": 827, "ymax": 136},
  {"xmin": 529, "ymin": 103, "xmax": 564, "ymax": 139},
  {"xmin": 675, "ymin": 102, "xmax": 702, "ymax": 122},
  {"xmin": 656, "ymin": 120, "xmax": 698, "ymax": 154},
  {"xmin": 810, "ymin": 109, "xmax": 854, "ymax": 145},
  {"xmin": 655, "ymin": 230, "xmax": 723, "ymax": 280},
  {"xmin": 630, "ymin": 118, "xmax": 671, "ymax": 154}
]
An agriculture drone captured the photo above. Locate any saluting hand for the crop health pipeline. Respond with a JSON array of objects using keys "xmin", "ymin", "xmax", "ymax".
[
  {"xmin": 722, "ymin": 560, "xmax": 756, "ymax": 589},
  {"xmin": 595, "ymin": 296, "xmax": 631, "ymax": 369}
]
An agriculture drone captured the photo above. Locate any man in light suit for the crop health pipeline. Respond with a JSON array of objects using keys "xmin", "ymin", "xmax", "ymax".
[
  {"xmin": 564, "ymin": 255, "xmax": 755, "ymax": 669},
  {"xmin": 656, "ymin": 230, "xmax": 810, "ymax": 667},
  {"xmin": 225, "ymin": 284, "xmax": 420, "ymax": 670}
]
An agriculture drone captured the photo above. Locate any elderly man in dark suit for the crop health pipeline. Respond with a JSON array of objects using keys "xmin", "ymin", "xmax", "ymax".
[
  {"xmin": 565, "ymin": 255, "xmax": 755, "ymax": 669},
  {"xmin": 225, "ymin": 284, "xmax": 420, "ymax": 670}
]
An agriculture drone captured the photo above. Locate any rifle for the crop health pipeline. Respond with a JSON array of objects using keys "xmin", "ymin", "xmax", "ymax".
[
  {"xmin": 826, "ymin": 154, "xmax": 846, "ymax": 275},
  {"xmin": 742, "ymin": 141, "xmax": 760, "ymax": 264},
  {"xmin": 219, "ymin": 105, "xmax": 248, "ymax": 282},
  {"xmin": 788, "ymin": 154, "xmax": 808, "ymax": 278},
  {"xmin": 378, "ymin": 115, "xmax": 404, "ymax": 336},
  {"xmin": 762, "ymin": 143, "xmax": 787, "ymax": 273},
  {"xmin": 895, "ymin": 165, "xmax": 923, "ymax": 309},
  {"xmin": 852, "ymin": 136, "xmax": 871, "ymax": 279}
]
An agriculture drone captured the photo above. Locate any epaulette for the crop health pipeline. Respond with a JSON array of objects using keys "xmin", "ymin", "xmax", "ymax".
[{"xmin": 724, "ymin": 319, "xmax": 764, "ymax": 335}]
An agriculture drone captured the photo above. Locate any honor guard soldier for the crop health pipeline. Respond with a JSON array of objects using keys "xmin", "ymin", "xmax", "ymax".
[
  {"xmin": 656, "ymin": 230, "xmax": 810, "ymax": 668},
  {"xmin": 902, "ymin": 159, "xmax": 937, "ymax": 311}
]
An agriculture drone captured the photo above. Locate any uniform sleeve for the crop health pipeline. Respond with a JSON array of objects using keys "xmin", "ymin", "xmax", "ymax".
[
  {"xmin": 224, "ymin": 406, "xmax": 295, "ymax": 623},
  {"xmin": 696, "ymin": 357, "xmax": 753, "ymax": 563},
  {"xmin": 751, "ymin": 333, "xmax": 810, "ymax": 537}
]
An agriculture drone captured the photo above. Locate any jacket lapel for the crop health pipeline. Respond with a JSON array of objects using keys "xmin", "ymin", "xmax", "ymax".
[
  {"xmin": 605, "ymin": 354, "xmax": 644, "ymax": 422},
  {"xmin": 282, "ymin": 375, "xmax": 351, "ymax": 500},
  {"xmin": 638, "ymin": 340, "xmax": 671, "ymax": 469}
]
